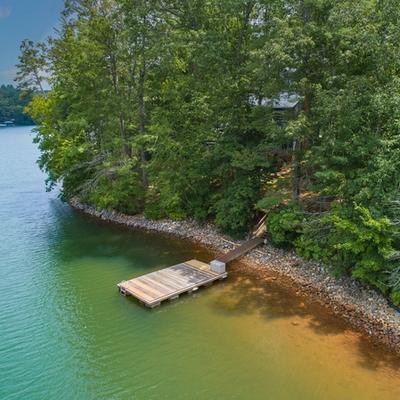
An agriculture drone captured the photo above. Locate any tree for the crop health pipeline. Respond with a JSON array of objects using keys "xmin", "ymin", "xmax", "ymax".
[
  {"xmin": 15, "ymin": 39, "xmax": 48, "ymax": 95},
  {"xmin": 0, "ymin": 85, "xmax": 33, "ymax": 125}
]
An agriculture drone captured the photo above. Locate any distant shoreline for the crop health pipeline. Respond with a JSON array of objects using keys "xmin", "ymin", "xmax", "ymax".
[
  {"xmin": 70, "ymin": 197, "xmax": 400, "ymax": 354},
  {"xmin": 0, "ymin": 124, "xmax": 35, "ymax": 128}
]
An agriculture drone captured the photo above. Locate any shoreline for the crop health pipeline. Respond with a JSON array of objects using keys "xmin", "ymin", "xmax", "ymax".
[{"xmin": 70, "ymin": 197, "xmax": 400, "ymax": 353}]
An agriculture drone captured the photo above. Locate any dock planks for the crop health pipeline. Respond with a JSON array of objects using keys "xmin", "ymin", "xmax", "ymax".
[
  {"xmin": 118, "ymin": 234, "xmax": 264, "ymax": 309},
  {"xmin": 118, "ymin": 259, "xmax": 227, "ymax": 308},
  {"xmin": 216, "ymin": 236, "xmax": 264, "ymax": 264}
]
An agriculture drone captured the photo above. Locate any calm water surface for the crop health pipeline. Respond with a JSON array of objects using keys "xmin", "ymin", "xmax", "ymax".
[{"xmin": 1, "ymin": 126, "xmax": 400, "ymax": 400}]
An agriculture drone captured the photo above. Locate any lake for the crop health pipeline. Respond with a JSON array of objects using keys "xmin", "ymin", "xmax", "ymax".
[{"xmin": 1, "ymin": 126, "xmax": 400, "ymax": 399}]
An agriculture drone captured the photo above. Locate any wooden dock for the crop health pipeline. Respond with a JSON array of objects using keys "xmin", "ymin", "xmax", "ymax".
[
  {"xmin": 118, "ymin": 259, "xmax": 227, "ymax": 308},
  {"xmin": 118, "ymin": 225, "xmax": 265, "ymax": 308}
]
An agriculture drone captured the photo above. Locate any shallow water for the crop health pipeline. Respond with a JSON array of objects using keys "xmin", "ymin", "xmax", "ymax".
[{"xmin": 1, "ymin": 126, "xmax": 400, "ymax": 400}]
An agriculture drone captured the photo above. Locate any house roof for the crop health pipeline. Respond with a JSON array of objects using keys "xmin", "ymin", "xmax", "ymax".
[
  {"xmin": 270, "ymin": 92, "xmax": 300, "ymax": 109},
  {"xmin": 249, "ymin": 92, "xmax": 300, "ymax": 110}
]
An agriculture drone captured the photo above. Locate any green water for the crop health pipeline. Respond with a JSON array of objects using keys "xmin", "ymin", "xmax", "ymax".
[{"xmin": 1, "ymin": 126, "xmax": 400, "ymax": 400}]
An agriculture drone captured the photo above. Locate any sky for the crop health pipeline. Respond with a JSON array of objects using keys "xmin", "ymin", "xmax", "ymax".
[{"xmin": 0, "ymin": 0, "xmax": 64, "ymax": 85}]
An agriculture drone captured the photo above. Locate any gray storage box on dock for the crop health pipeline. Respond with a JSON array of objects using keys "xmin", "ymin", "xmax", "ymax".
[{"xmin": 210, "ymin": 260, "xmax": 226, "ymax": 274}]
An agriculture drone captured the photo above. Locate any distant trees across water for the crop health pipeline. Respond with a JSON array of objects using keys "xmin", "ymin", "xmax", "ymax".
[{"xmin": 0, "ymin": 85, "xmax": 33, "ymax": 125}]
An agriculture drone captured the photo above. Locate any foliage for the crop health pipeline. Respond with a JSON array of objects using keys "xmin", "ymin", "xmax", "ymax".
[
  {"xmin": 295, "ymin": 216, "xmax": 333, "ymax": 261},
  {"xmin": 256, "ymin": 192, "xmax": 287, "ymax": 212},
  {"xmin": 16, "ymin": 0, "xmax": 400, "ymax": 303},
  {"xmin": 327, "ymin": 206, "xmax": 394, "ymax": 287},
  {"xmin": 269, "ymin": 202, "xmax": 400, "ymax": 300},
  {"xmin": 267, "ymin": 203, "xmax": 304, "ymax": 247},
  {"xmin": 144, "ymin": 185, "xmax": 187, "ymax": 221},
  {"xmin": 87, "ymin": 160, "xmax": 144, "ymax": 215},
  {"xmin": 0, "ymin": 85, "xmax": 33, "ymax": 125},
  {"xmin": 214, "ymin": 177, "xmax": 261, "ymax": 237},
  {"xmin": 391, "ymin": 290, "xmax": 400, "ymax": 307},
  {"xmin": 295, "ymin": 204, "xmax": 399, "ymax": 299},
  {"xmin": 15, "ymin": 39, "xmax": 48, "ymax": 94}
]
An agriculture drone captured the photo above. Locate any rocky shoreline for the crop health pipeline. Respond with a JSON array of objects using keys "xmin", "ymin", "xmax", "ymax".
[{"xmin": 70, "ymin": 197, "xmax": 400, "ymax": 353}]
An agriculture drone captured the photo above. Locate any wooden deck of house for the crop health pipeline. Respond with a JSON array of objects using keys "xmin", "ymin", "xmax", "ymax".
[{"xmin": 118, "ymin": 231, "xmax": 265, "ymax": 308}]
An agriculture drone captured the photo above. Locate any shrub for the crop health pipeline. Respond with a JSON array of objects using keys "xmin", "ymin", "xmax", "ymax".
[
  {"xmin": 326, "ymin": 205, "xmax": 394, "ymax": 292},
  {"xmin": 214, "ymin": 178, "xmax": 259, "ymax": 237},
  {"xmin": 388, "ymin": 265, "xmax": 400, "ymax": 305},
  {"xmin": 265, "ymin": 201, "xmax": 400, "ymax": 304},
  {"xmin": 88, "ymin": 161, "xmax": 144, "ymax": 214},
  {"xmin": 144, "ymin": 186, "xmax": 187, "ymax": 221},
  {"xmin": 295, "ymin": 216, "xmax": 333, "ymax": 261},
  {"xmin": 391, "ymin": 291, "xmax": 400, "ymax": 306},
  {"xmin": 266, "ymin": 203, "xmax": 304, "ymax": 247}
]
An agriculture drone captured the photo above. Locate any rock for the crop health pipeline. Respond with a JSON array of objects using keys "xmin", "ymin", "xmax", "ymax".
[{"xmin": 344, "ymin": 304, "xmax": 356, "ymax": 312}]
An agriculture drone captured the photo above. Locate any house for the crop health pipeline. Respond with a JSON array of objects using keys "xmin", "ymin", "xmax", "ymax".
[
  {"xmin": 3, "ymin": 120, "xmax": 15, "ymax": 127},
  {"xmin": 249, "ymin": 92, "xmax": 301, "ymax": 126}
]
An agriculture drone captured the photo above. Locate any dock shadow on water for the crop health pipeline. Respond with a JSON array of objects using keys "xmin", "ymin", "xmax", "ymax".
[{"xmin": 211, "ymin": 262, "xmax": 400, "ymax": 372}]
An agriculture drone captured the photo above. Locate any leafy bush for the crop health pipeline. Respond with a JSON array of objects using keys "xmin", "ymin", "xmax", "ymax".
[
  {"xmin": 145, "ymin": 195, "xmax": 187, "ymax": 221},
  {"xmin": 266, "ymin": 203, "xmax": 304, "ymax": 247},
  {"xmin": 326, "ymin": 205, "xmax": 394, "ymax": 292},
  {"xmin": 391, "ymin": 291, "xmax": 400, "ymax": 306},
  {"xmin": 256, "ymin": 192, "xmax": 286, "ymax": 211},
  {"xmin": 268, "ymin": 202, "xmax": 400, "ymax": 303},
  {"xmin": 295, "ymin": 216, "xmax": 333, "ymax": 261},
  {"xmin": 143, "ymin": 200, "xmax": 165, "ymax": 220},
  {"xmin": 87, "ymin": 161, "xmax": 144, "ymax": 214},
  {"xmin": 144, "ymin": 184, "xmax": 187, "ymax": 221},
  {"xmin": 214, "ymin": 178, "xmax": 259, "ymax": 237}
]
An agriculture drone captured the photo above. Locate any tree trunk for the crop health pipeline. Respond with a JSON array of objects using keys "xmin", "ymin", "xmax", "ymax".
[
  {"xmin": 290, "ymin": 0, "xmax": 312, "ymax": 202},
  {"xmin": 34, "ymin": 70, "xmax": 45, "ymax": 96},
  {"xmin": 138, "ymin": 40, "xmax": 148, "ymax": 189},
  {"xmin": 109, "ymin": 49, "xmax": 130, "ymax": 157},
  {"xmin": 291, "ymin": 139, "xmax": 301, "ymax": 201},
  {"xmin": 292, "ymin": 85, "xmax": 311, "ymax": 201}
]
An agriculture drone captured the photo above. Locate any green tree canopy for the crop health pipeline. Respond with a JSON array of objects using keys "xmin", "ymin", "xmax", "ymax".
[
  {"xmin": 0, "ymin": 85, "xmax": 33, "ymax": 125},
  {"xmin": 18, "ymin": 0, "xmax": 400, "ymax": 303}
]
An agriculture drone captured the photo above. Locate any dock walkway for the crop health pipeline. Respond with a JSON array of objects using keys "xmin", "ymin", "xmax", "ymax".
[{"xmin": 216, "ymin": 236, "xmax": 264, "ymax": 264}]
